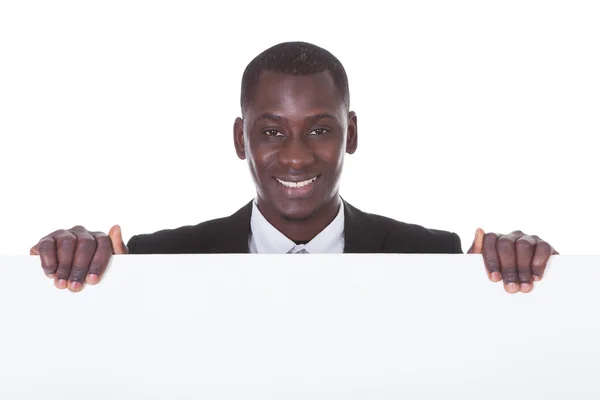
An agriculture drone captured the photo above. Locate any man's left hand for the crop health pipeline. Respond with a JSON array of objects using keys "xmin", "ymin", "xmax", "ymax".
[{"xmin": 467, "ymin": 228, "xmax": 558, "ymax": 293}]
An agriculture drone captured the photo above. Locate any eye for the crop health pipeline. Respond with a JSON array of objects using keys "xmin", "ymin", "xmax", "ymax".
[
  {"xmin": 308, "ymin": 128, "xmax": 329, "ymax": 136},
  {"xmin": 263, "ymin": 129, "xmax": 284, "ymax": 137}
]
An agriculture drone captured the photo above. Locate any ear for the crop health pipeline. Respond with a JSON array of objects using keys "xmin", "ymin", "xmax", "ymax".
[
  {"xmin": 346, "ymin": 111, "xmax": 358, "ymax": 154},
  {"xmin": 233, "ymin": 117, "xmax": 246, "ymax": 160}
]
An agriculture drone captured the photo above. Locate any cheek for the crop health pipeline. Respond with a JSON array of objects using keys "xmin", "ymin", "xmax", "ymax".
[
  {"xmin": 247, "ymin": 143, "xmax": 279, "ymax": 177},
  {"xmin": 316, "ymin": 145, "xmax": 345, "ymax": 172}
]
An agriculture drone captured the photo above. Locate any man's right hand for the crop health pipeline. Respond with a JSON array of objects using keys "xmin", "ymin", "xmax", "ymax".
[{"xmin": 30, "ymin": 225, "xmax": 128, "ymax": 292}]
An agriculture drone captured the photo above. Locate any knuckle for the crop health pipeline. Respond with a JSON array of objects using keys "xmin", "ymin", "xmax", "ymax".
[
  {"xmin": 95, "ymin": 234, "xmax": 110, "ymax": 245},
  {"xmin": 531, "ymin": 259, "xmax": 547, "ymax": 269},
  {"xmin": 88, "ymin": 263, "xmax": 102, "ymax": 274},
  {"xmin": 484, "ymin": 233, "xmax": 498, "ymax": 241},
  {"xmin": 69, "ymin": 268, "xmax": 87, "ymax": 282},
  {"xmin": 496, "ymin": 237, "xmax": 515, "ymax": 251},
  {"xmin": 518, "ymin": 272, "xmax": 531, "ymax": 281},
  {"xmin": 58, "ymin": 239, "xmax": 76, "ymax": 252},
  {"xmin": 485, "ymin": 257, "xmax": 500, "ymax": 271},
  {"xmin": 516, "ymin": 236, "xmax": 535, "ymax": 248},
  {"xmin": 503, "ymin": 269, "xmax": 519, "ymax": 282},
  {"xmin": 76, "ymin": 237, "xmax": 97, "ymax": 251},
  {"xmin": 536, "ymin": 241, "xmax": 552, "ymax": 252},
  {"xmin": 56, "ymin": 232, "xmax": 76, "ymax": 245},
  {"xmin": 96, "ymin": 236, "xmax": 114, "ymax": 251},
  {"xmin": 55, "ymin": 264, "xmax": 71, "ymax": 278},
  {"xmin": 38, "ymin": 238, "xmax": 56, "ymax": 253},
  {"xmin": 531, "ymin": 260, "xmax": 548, "ymax": 270}
]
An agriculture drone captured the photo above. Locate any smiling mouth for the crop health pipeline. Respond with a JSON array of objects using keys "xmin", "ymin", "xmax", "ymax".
[{"xmin": 275, "ymin": 175, "xmax": 319, "ymax": 188}]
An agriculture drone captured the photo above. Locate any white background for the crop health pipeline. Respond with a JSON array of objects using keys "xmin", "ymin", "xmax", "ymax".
[{"xmin": 1, "ymin": 0, "xmax": 599, "ymax": 255}]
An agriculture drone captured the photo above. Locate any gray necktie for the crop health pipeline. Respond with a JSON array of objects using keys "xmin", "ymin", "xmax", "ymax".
[{"xmin": 288, "ymin": 248, "xmax": 309, "ymax": 254}]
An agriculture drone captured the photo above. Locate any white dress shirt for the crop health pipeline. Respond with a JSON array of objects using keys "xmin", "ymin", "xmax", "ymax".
[{"xmin": 248, "ymin": 199, "xmax": 345, "ymax": 254}]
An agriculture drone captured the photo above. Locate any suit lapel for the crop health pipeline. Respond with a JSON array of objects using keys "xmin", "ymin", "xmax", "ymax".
[{"xmin": 342, "ymin": 200, "xmax": 388, "ymax": 253}]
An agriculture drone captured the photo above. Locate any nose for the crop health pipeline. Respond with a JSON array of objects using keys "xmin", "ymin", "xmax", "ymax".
[{"xmin": 278, "ymin": 136, "xmax": 316, "ymax": 170}]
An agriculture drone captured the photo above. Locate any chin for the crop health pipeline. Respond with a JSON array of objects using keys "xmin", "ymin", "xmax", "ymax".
[{"xmin": 277, "ymin": 199, "xmax": 321, "ymax": 222}]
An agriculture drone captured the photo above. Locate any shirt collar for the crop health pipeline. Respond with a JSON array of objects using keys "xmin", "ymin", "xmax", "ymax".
[{"xmin": 250, "ymin": 198, "xmax": 345, "ymax": 254}]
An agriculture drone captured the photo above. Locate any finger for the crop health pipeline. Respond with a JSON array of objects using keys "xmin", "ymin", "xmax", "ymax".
[
  {"xmin": 531, "ymin": 240, "xmax": 553, "ymax": 281},
  {"xmin": 53, "ymin": 231, "xmax": 78, "ymax": 289},
  {"xmin": 497, "ymin": 234, "xmax": 520, "ymax": 294},
  {"xmin": 516, "ymin": 236, "xmax": 536, "ymax": 293},
  {"xmin": 530, "ymin": 234, "xmax": 558, "ymax": 252},
  {"xmin": 36, "ymin": 232, "xmax": 61, "ymax": 277},
  {"xmin": 482, "ymin": 233, "xmax": 501, "ymax": 282},
  {"xmin": 467, "ymin": 228, "xmax": 485, "ymax": 254},
  {"xmin": 67, "ymin": 227, "xmax": 97, "ymax": 292},
  {"xmin": 108, "ymin": 225, "xmax": 128, "ymax": 254},
  {"xmin": 87, "ymin": 232, "xmax": 113, "ymax": 285}
]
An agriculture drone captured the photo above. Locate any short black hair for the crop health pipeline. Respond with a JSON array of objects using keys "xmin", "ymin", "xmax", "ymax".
[{"xmin": 240, "ymin": 41, "xmax": 350, "ymax": 114}]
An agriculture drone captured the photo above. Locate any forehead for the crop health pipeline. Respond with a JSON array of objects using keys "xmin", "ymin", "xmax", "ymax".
[{"xmin": 249, "ymin": 70, "xmax": 344, "ymax": 114}]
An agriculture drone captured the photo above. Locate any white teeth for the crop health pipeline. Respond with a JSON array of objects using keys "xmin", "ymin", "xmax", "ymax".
[{"xmin": 276, "ymin": 176, "xmax": 318, "ymax": 188}]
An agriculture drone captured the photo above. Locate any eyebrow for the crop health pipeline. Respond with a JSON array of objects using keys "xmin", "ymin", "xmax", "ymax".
[
  {"xmin": 256, "ymin": 113, "xmax": 283, "ymax": 122},
  {"xmin": 305, "ymin": 113, "xmax": 337, "ymax": 122},
  {"xmin": 255, "ymin": 113, "xmax": 338, "ymax": 123}
]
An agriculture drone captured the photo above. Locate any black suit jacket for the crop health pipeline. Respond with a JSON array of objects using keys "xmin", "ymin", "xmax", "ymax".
[{"xmin": 127, "ymin": 200, "xmax": 463, "ymax": 254}]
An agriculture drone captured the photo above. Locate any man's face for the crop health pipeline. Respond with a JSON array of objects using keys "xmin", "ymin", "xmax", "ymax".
[{"xmin": 234, "ymin": 70, "xmax": 357, "ymax": 221}]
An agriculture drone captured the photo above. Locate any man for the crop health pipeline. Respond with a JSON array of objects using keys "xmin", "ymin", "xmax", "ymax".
[{"xmin": 30, "ymin": 41, "xmax": 557, "ymax": 294}]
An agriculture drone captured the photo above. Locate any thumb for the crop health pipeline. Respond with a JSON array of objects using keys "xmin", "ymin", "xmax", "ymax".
[
  {"xmin": 467, "ymin": 227, "xmax": 485, "ymax": 254},
  {"xmin": 108, "ymin": 224, "xmax": 128, "ymax": 254}
]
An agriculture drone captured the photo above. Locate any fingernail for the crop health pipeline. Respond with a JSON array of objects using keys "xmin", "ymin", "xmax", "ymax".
[
  {"xmin": 520, "ymin": 283, "xmax": 533, "ymax": 293},
  {"xmin": 491, "ymin": 272, "xmax": 502, "ymax": 282},
  {"xmin": 506, "ymin": 282, "xmax": 519, "ymax": 293},
  {"xmin": 46, "ymin": 273, "xmax": 55, "ymax": 279},
  {"xmin": 57, "ymin": 279, "xmax": 67, "ymax": 289},
  {"xmin": 533, "ymin": 275, "xmax": 541, "ymax": 281},
  {"xmin": 86, "ymin": 274, "xmax": 99, "ymax": 285},
  {"xmin": 69, "ymin": 281, "xmax": 82, "ymax": 292}
]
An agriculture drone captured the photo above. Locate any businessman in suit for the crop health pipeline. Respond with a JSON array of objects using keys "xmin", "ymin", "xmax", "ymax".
[{"xmin": 31, "ymin": 41, "xmax": 557, "ymax": 294}]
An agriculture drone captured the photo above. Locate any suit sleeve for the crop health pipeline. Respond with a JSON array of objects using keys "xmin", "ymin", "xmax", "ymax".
[
  {"xmin": 126, "ymin": 235, "xmax": 139, "ymax": 254},
  {"xmin": 451, "ymin": 232, "xmax": 463, "ymax": 254}
]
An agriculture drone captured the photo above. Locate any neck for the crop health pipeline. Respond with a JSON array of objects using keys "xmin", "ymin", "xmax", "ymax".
[{"xmin": 257, "ymin": 196, "xmax": 341, "ymax": 242}]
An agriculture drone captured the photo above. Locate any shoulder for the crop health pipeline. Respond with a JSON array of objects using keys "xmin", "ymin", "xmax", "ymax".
[
  {"xmin": 126, "ymin": 201, "xmax": 253, "ymax": 254},
  {"xmin": 344, "ymin": 201, "xmax": 463, "ymax": 254},
  {"xmin": 126, "ymin": 217, "xmax": 228, "ymax": 254},
  {"xmin": 371, "ymin": 212, "xmax": 462, "ymax": 253}
]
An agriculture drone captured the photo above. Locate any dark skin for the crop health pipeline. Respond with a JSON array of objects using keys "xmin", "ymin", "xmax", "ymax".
[
  {"xmin": 233, "ymin": 71, "xmax": 357, "ymax": 242},
  {"xmin": 30, "ymin": 70, "xmax": 557, "ymax": 293}
]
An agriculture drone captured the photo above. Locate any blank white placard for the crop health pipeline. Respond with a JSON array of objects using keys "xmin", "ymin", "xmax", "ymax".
[{"xmin": 0, "ymin": 254, "xmax": 597, "ymax": 399}]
